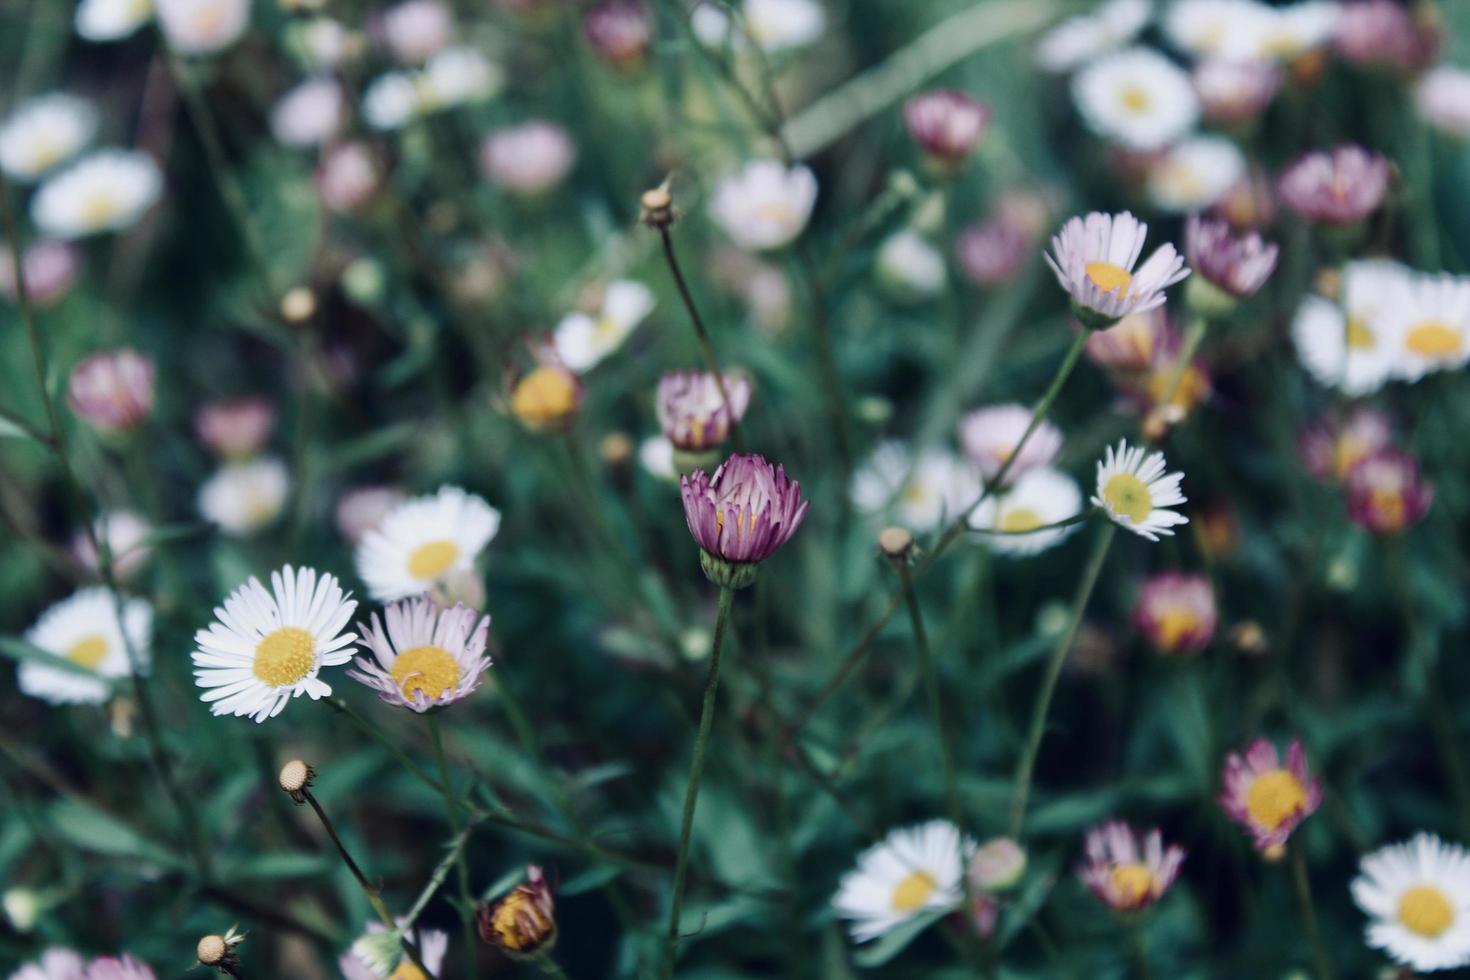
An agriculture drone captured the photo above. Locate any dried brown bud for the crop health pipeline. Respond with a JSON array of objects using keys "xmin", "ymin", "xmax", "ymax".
[
  {"xmin": 278, "ymin": 759, "xmax": 315, "ymax": 803},
  {"xmin": 478, "ymin": 865, "xmax": 556, "ymax": 958},
  {"xmin": 878, "ymin": 526, "xmax": 916, "ymax": 561},
  {"xmin": 640, "ymin": 184, "xmax": 675, "ymax": 229}
]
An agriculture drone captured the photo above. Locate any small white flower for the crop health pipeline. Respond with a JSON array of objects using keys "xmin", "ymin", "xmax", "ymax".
[
  {"xmin": 381, "ymin": 0, "xmax": 453, "ymax": 64},
  {"xmin": 1384, "ymin": 273, "xmax": 1470, "ymax": 382},
  {"xmin": 1352, "ymin": 833, "xmax": 1470, "ymax": 972},
  {"xmin": 833, "ymin": 820, "xmax": 974, "ymax": 943},
  {"xmin": 270, "ymin": 77, "xmax": 346, "ymax": 149},
  {"xmin": 295, "ymin": 17, "xmax": 351, "ymax": 70},
  {"xmin": 851, "ymin": 442, "xmax": 980, "ymax": 533},
  {"xmin": 1292, "ymin": 259, "xmax": 1407, "ymax": 396},
  {"xmin": 1092, "ymin": 439, "xmax": 1188, "ymax": 540},
  {"xmin": 348, "ymin": 598, "xmax": 492, "ymax": 712},
  {"xmin": 552, "ymin": 280, "xmax": 655, "ymax": 372},
  {"xmin": 1251, "ymin": 0, "xmax": 1341, "ymax": 62},
  {"xmin": 155, "ymin": 0, "xmax": 250, "ymax": 54},
  {"xmin": 710, "ymin": 159, "xmax": 818, "ymax": 252},
  {"xmin": 197, "ymin": 457, "xmax": 291, "ymax": 538},
  {"xmin": 192, "ymin": 565, "xmax": 358, "ymax": 723},
  {"xmin": 691, "ymin": 0, "xmax": 826, "ymax": 53},
  {"xmin": 30, "ymin": 150, "xmax": 162, "ymax": 239},
  {"xmin": 362, "ymin": 72, "xmax": 421, "ymax": 130},
  {"xmin": 76, "ymin": 0, "xmax": 153, "ymax": 41},
  {"xmin": 355, "ymin": 485, "xmax": 501, "ymax": 601},
  {"xmin": 1045, "ymin": 210, "xmax": 1189, "ymax": 323},
  {"xmin": 1037, "ymin": 0, "xmax": 1151, "ymax": 73},
  {"xmin": 0, "ymin": 95, "xmax": 98, "ymax": 182},
  {"xmin": 639, "ymin": 435, "xmax": 677, "ymax": 481},
  {"xmin": 1417, "ymin": 67, "xmax": 1470, "ymax": 139},
  {"xmin": 19, "ymin": 587, "xmax": 151, "ymax": 705},
  {"xmin": 479, "ymin": 120, "xmax": 576, "ymax": 196},
  {"xmin": 1146, "ymin": 135, "xmax": 1245, "ymax": 213},
  {"xmin": 340, "ymin": 925, "xmax": 449, "ymax": 980},
  {"xmin": 876, "ymin": 230, "xmax": 946, "ymax": 300},
  {"xmin": 1072, "ymin": 46, "xmax": 1199, "ymax": 151},
  {"xmin": 958, "ymin": 403, "xmax": 1064, "ymax": 485},
  {"xmin": 419, "ymin": 45, "xmax": 502, "ymax": 109},
  {"xmin": 72, "ymin": 509, "xmax": 153, "ymax": 581},
  {"xmin": 1162, "ymin": 0, "xmax": 1275, "ymax": 60},
  {"xmin": 970, "ymin": 467, "xmax": 1084, "ymax": 556}
]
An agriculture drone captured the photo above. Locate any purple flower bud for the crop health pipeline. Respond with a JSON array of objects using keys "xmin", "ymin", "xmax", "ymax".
[
  {"xmin": 903, "ymin": 89, "xmax": 991, "ymax": 169},
  {"xmin": 0, "ymin": 240, "xmax": 80, "ymax": 308},
  {"xmin": 956, "ymin": 218, "xmax": 1029, "ymax": 287},
  {"xmin": 583, "ymin": 0, "xmax": 651, "ymax": 69},
  {"xmin": 195, "ymin": 396, "xmax": 276, "ymax": 459},
  {"xmin": 1185, "ymin": 214, "xmax": 1279, "ymax": 300},
  {"xmin": 1345, "ymin": 448, "xmax": 1433, "ymax": 535},
  {"xmin": 679, "ymin": 453, "xmax": 808, "ymax": 579},
  {"xmin": 656, "ymin": 371, "xmax": 751, "ymax": 454},
  {"xmin": 68, "ymin": 348, "xmax": 155, "ymax": 434},
  {"xmin": 1278, "ymin": 145, "xmax": 1390, "ymax": 226}
]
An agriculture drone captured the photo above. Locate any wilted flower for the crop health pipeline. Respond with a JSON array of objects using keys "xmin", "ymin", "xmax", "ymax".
[
  {"xmin": 709, "ymin": 159, "xmax": 817, "ymax": 252},
  {"xmin": 316, "ymin": 141, "xmax": 380, "ymax": 212},
  {"xmin": 480, "ymin": 121, "xmax": 576, "ymax": 197},
  {"xmin": 690, "ymin": 0, "xmax": 825, "ymax": 54},
  {"xmin": 156, "ymin": 0, "xmax": 250, "ymax": 54},
  {"xmin": 1345, "ymin": 448, "xmax": 1433, "ymax": 535},
  {"xmin": 1193, "ymin": 58, "xmax": 1282, "ymax": 125},
  {"xmin": 1071, "ymin": 47, "xmax": 1200, "ymax": 152},
  {"xmin": 510, "ymin": 365, "xmax": 583, "ymax": 431},
  {"xmin": 1035, "ymin": 0, "xmax": 1149, "ymax": 73},
  {"xmin": 478, "ymin": 866, "xmax": 557, "ymax": 957},
  {"xmin": 1134, "ymin": 572, "xmax": 1217, "ymax": 654},
  {"xmin": 355, "ymin": 485, "xmax": 501, "ymax": 602},
  {"xmin": 0, "ymin": 94, "xmax": 97, "ymax": 182},
  {"xmin": 1278, "ymin": 145, "xmax": 1390, "ymax": 226},
  {"xmin": 958, "ymin": 403, "xmax": 1063, "ymax": 485},
  {"xmin": 1416, "ymin": 66, "xmax": 1470, "ymax": 139},
  {"xmin": 1219, "ymin": 738, "xmax": 1323, "ymax": 853},
  {"xmin": 349, "ymin": 598, "xmax": 491, "ymax": 712},
  {"xmin": 336, "ymin": 485, "xmax": 405, "ymax": 544},
  {"xmin": 1300, "ymin": 406, "xmax": 1393, "ymax": 482},
  {"xmin": 72, "ymin": 510, "xmax": 153, "ymax": 581},
  {"xmin": 1093, "ymin": 439, "xmax": 1189, "ymax": 541},
  {"xmin": 0, "ymin": 239, "xmax": 81, "ymax": 307},
  {"xmin": 1079, "ymin": 821, "xmax": 1186, "ymax": 912},
  {"xmin": 551, "ymin": 279, "xmax": 655, "ymax": 372},
  {"xmin": 583, "ymin": 0, "xmax": 652, "ymax": 68},
  {"xmin": 851, "ymin": 442, "xmax": 979, "ymax": 533},
  {"xmin": 969, "ymin": 838, "xmax": 1027, "ymax": 892},
  {"xmin": 198, "ymin": 457, "xmax": 290, "ymax": 537},
  {"xmin": 903, "ymin": 89, "xmax": 991, "ymax": 170},
  {"xmin": 956, "ymin": 217, "xmax": 1030, "ymax": 287},
  {"xmin": 1046, "ymin": 211, "xmax": 1189, "ymax": 328},
  {"xmin": 20, "ymin": 587, "xmax": 151, "ymax": 706},
  {"xmin": 1185, "ymin": 214, "xmax": 1279, "ymax": 305},
  {"xmin": 1146, "ymin": 136, "xmax": 1245, "ymax": 214},
  {"xmin": 68, "ymin": 349, "xmax": 155, "ymax": 434},
  {"xmin": 195, "ymin": 397, "xmax": 275, "ymax": 459},
  {"xmin": 656, "ymin": 370, "xmax": 751, "ymax": 461},
  {"xmin": 270, "ymin": 77, "xmax": 345, "ymax": 148},
  {"xmin": 31, "ymin": 150, "xmax": 162, "ymax": 239},
  {"xmin": 681, "ymin": 453, "xmax": 808, "ymax": 587},
  {"xmin": 380, "ymin": 0, "xmax": 452, "ymax": 64},
  {"xmin": 1351, "ymin": 833, "xmax": 1470, "ymax": 972},
  {"xmin": 832, "ymin": 820, "xmax": 974, "ymax": 943},
  {"xmin": 75, "ymin": 0, "xmax": 152, "ymax": 41},
  {"xmin": 876, "ymin": 230, "xmax": 945, "ymax": 300}
]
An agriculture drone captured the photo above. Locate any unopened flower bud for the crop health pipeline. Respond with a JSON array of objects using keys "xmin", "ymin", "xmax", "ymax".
[
  {"xmin": 278, "ymin": 759, "xmax": 315, "ymax": 803},
  {"xmin": 478, "ymin": 865, "xmax": 557, "ymax": 958},
  {"xmin": 68, "ymin": 349, "xmax": 155, "ymax": 435},
  {"xmin": 280, "ymin": 286, "xmax": 317, "ymax": 324},
  {"xmin": 878, "ymin": 526, "xmax": 915, "ymax": 562},
  {"xmin": 640, "ymin": 184, "xmax": 675, "ymax": 229},
  {"xmin": 968, "ymin": 837, "xmax": 1026, "ymax": 892},
  {"xmin": 510, "ymin": 365, "xmax": 583, "ymax": 432}
]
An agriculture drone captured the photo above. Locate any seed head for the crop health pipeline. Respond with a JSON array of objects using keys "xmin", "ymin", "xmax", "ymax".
[
  {"xmin": 278, "ymin": 759, "xmax": 315, "ymax": 803},
  {"xmin": 878, "ymin": 526, "xmax": 916, "ymax": 562},
  {"xmin": 640, "ymin": 183, "xmax": 676, "ymax": 229},
  {"xmin": 280, "ymin": 287, "xmax": 317, "ymax": 324}
]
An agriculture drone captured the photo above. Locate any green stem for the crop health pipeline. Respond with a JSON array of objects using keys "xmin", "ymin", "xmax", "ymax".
[
  {"xmin": 1128, "ymin": 921, "xmax": 1153, "ymax": 980},
  {"xmin": 656, "ymin": 224, "xmax": 742, "ymax": 451},
  {"xmin": 660, "ymin": 584, "xmax": 737, "ymax": 979},
  {"xmin": 1008, "ymin": 520, "xmax": 1114, "ymax": 838},
  {"xmin": 429, "ymin": 714, "xmax": 478, "ymax": 975},
  {"xmin": 1156, "ymin": 316, "xmax": 1207, "ymax": 417},
  {"xmin": 534, "ymin": 951, "xmax": 573, "ymax": 979},
  {"xmin": 328, "ymin": 698, "xmax": 447, "ymax": 793},
  {"xmin": 1290, "ymin": 842, "xmax": 1335, "ymax": 980},
  {"xmin": 895, "ymin": 561, "xmax": 960, "ymax": 829}
]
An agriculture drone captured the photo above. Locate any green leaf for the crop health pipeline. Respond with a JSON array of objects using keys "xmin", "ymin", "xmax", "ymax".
[
  {"xmin": 48, "ymin": 800, "xmax": 185, "ymax": 869},
  {"xmin": 219, "ymin": 852, "xmax": 333, "ymax": 880},
  {"xmin": 851, "ymin": 907, "xmax": 946, "ymax": 967},
  {"xmin": 0, "ymin": 636, "xmax": 114, "ymax": 684}
]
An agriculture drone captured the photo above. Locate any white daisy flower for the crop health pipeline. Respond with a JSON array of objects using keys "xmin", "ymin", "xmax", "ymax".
[
  {"xmin": 192, "ymin": 565, "xmax": 358, "ymax": 723},
  {"xmin": 850, "ymin": 442, "xmax": 980, "ymax": 533},
  {"xmin": 639, "ymin": 435, "xmax": 677, "ymax": 481},
  {"xmin": 1162, "ymin": 0, "xmax": 1274, "ymax": 61},
  {"xmin": 1352, "ymin": 833, "xmax": 1470, "ymax": 973},
  {"xmin": 71, "ymin": 509, "xmax": 154, "ymax": 581},
  {"xmin": 958, "ymin": 403, "xmax": 1063, "ymax": 485},
  {"xmin": 551, "ymin": 280, "xmax": 656, "ymax": 372},
  {"xmin": 30, "ymin": 150, "xmax": 162, "ymax": 239},
  {"xmin": 709, "ymin": 159, "xmax": 818, "ymax": 253},
  {"xmin": 969, "ymin": 467, "xmax": 1084, "ymax": 556},
  {"xmin": 1037, "ymin": 0, "xmax": 1151, "ymax": 73},
  {"xmin": 1045, "ymin": 211, "xmax": 1189, "ymax": 325},
  {"xmin": 1146, "ymin": 135, "xmax": 1245, "ymax": 213},
  {"xmin": 418, "ymin": 46, "xmax": 502, "ymax": 110},
  {"xmin": 1292, "ymin": 259, "xmax": 1408, "ymax": 396},
  {"xmin": 1251, "ymin": 1, "xmax": 1341, "ymax": 62},
  {"xmin": 198, "ymin": 457, "xmax": 291, "ymax": 538},
  {"xmin": 270, "ymin": 77, "xmax": 346, "ymax": 149},
  {"xmin": 1071, "ymin": 47, "xmax": 1199, "ymax": 152},
  {"xmin": 0, "ymin": 95, "xmax": 98, "ymax": 182},
  {"xmin": 1384, "ymin": 273, "xmax": 1470, "ymax": 382},
  {"xmin": 381, "ymin": 0, "xmax": 453, "ymax": 65},
  {"xmin": 1092, "ymin": 439, "xmax": 1188, "ymax": 540},
  {"xmin": 832, "ymin": 820, "xmax": 974, "ymax": 943},
  {"xmin": 362, "ymin": 72, "xmax": 421, "ymax": 130},
  {"xmin": 76, "ymin": 0, "xmax": 154, "ymax": 41},
  {"xmin": 19, "ymin": 587, "xmax": 151, "ymax": 705},
  {"xmin": 340, "ymin": 924, "xmax": 449, "ymax": 980},
  {"xmin": 691, "ymin": 0, "xmax": 826, "ymax": 54},
  {"xmin": 876, "ymin": 230, "xmax": 946, "ymax": 300},
  {"xmin": 348, "ymin": 598, "xmax": 492, "ymax": 712},
  {"xmin": 155, "ymin": 0, "xmax": 250, "ymax": 54},
  {"xmin": 1417, "ymin": 67, "xmax": 1470, "ymax": 139},
  {"xmin": 355, "ymin": 486, "xmax": 501, "ymax": 602}
]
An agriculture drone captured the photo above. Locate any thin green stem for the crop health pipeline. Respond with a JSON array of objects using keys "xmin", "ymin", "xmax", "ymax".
[
  {"xmin": 1155, "ymin": 316, "xmax": 1207, "ymax": 419},
  {"xmin": 328, "ymin": 698, "xmax": 447, "ymax": 793},
  {"xmin": 660, "ymin": 584, "xmax": 737, "ymax": 979},
  {"xmin": 534, "ymin": 951, "xmax": 573, "ymax": 979},
  {"xmin": 895, "ymin": 561, "xmax": 960, "ymax": 828},
  {"xmin": 656, "ymin": 224, "xmax": 742, "ymax": 451},
  {"xmin": 1290, "ymin": 842, "xmax": 1335, "ymax": 980},
  {"xmin": 1128, "ymin": 921, "xmax": 1153, "ymax": 980},
  {"xmin": 1008, "ymin": 520, "xmax": 1114, "ymax": 838},
  {"xmin": 429, "ymin": 714, "xmax": 478, "ymax": 975}
]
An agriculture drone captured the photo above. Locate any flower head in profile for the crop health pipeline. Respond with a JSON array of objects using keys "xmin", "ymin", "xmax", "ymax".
[
  {"xmin": 1092, "ymin": 439, "xmax": 1188, "ymax": 541},
  {"xmin": 31, "ymin": 150, "xmax": 162, "ymax": 239},
  {"xmin": 1071, "ymin": 47, "xmax": 1200, "ymax": 152},
  {"xmin": 1300, "ymin": 406, "xmax": 1393, "ymax": 482},
  {"xmin": 832, "ymin": 820, "xmax": 975, "ymax": 943},
  {"xmin": 1046, "ymin": 211, "xmax": 1189, "ymax": 328},
  {"xmin": 1035, "ymin": 0, "xmax": 1149, "ymax": 73},
  {"xmin": 510, "ymin": 364, "xmax": 584, "ymax": 432},
  {"xmin": 349, "ymin": 598, "xmax": 491, "ymax": 712},
  {"xmin": 68, "ymin": 348, "xmax": 155, "ymax": 434},
  {"xmin": 478, "ymin": 866, "xmax": 557, "ymax": 958},
  {"xmin": 681, "ymin": 453, "xmax": 808, "ymax": 587},
  {"xmin": 1219, "ymin": 737, "xmax": 1323, "ymax": 853},
  {"xmin": 155, "ymin": 0, "xmax": 250, "ymax": 54},
  {"xmin": 355, "ymin": 486, "xmax": 501, "ymax": 602},
  {"xmin": 340, "ymin": 924, "xmax": 448, "ymax": 979},
  {"xmin": 480, "ymin": 121, "xmax": 576, "ymax": 197},
  {"xmin": 1185, "ymin": 214, "xmax": 1279, "ymax": 302},
  {"xmin": 969, "ymin": 467, "xmax": 1083, "ymax": 557},
  {"xmin": 710, "ymin": 160, "xmax": 817, "ymax": 252},
  {"xmin": 1146, "ymin": 136, "xmax": 1245, "ymax": 214},
  {"xmin": 551, "ymin": 280, "xmax": 654, "ymax": 372},
  {"xmin": 197, "ymin": 457, "xmax": 291, "ymax": 537},
  {"xmin": 958, "ymin": 403, "xmax": 1063, "ymax": 486},
  {"xmin": 1345, "ymin": 448, "xmax": 1433, "ymax": 536},
  {"xmin": 20, "ymin": 587, "xmax": 151, "ymax": 706},
  {"xmin": 0, "ymin": 94, "xmax": 97, "ymax": 182},
  {"xmin": 656, "ymin": 370, "xmax": 751, "ymax": 458},
  {"xmin": 903, "ymin": 89, "xmax": 991, "ymax": 170},
  {"xmin": 192, "ymin": 565, "xmax": 358, "ymax": 723},
  {"xmin": 1279, "ymin": 145, "xmax": 1391, "ymax": 226},
  {"xmin": 75, "ymin": 0, "xmax": 154, "ymax": 42},
  {"xmin": 1352, "ymin": 833, "xmax": 1470, "ymax": 973},
  {"xmin": 1079, "ymin": 821, "xmax": 1186, "ymax": 912},
  {"xmin": 1134, "ymin": 572, "xmax": 1217, "ymax": 654},
  {"xmin": 0, "ymin": 239, "xmax": 82, "ymax": 308}
]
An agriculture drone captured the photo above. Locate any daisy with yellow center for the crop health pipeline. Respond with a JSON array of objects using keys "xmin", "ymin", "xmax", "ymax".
[
  {"xmin": 1353, "ymin": 833, "xmax": 1470, "ymax": 972},
  {"xmin": 1071, "ymin": 47, "xmax": 1199, "ymax": 152},
  {"xmin": 969, "ymin": 466, "xmax": 1084, "ymax": 556},
  {"xmin": 192, "ymin": 565, "xmax": 358, "ymax": 723},
  {"xmin": 30, "ymin": 149, "xmax": 161, "ymax": 240},
  {"xmin": 1046, "ymin": 211, "xmax": 1189, "ymax": 329},
  {"xmin": 1292, "ymin": 259, "xmax": 1407, "ymax": 396},
  {"xmin": 832, "ymin": 820, "xmax": 974, "ymax": 943},
  {"xmin": 19, "ymin": 587, "xmax": 152, "ymax": 706},
  {"xmin": 154, "ymin": 0, "xmax": 249, "ymax": 54},
  {"xmin": 1133, "ymin": 572, "xmax": 1217, "ymax": 654},
  {"xmin": 850, "ymin": 442, "xmax": 980, "ymax": 533},
  {"xmin": 0, "ymin": 94, "xmax": 97, "ymax": 183},
  {"xmin": 551, "ymin": 279, "xmax": 656, "ymax": 373},
  {"xmin": 1219, "ymin": 738, "xmax": 1322, "ymax": 852},
  {"xmin": 339, "ymin": 925, "xmax": 448, "ymax": 980},
  {"xmin": 348, "ymin": 598, "xmax": 491, "ymax": 712},
  {"xmin": 1385, "ymin": 272, "xmax": 1470, "ymax": 382},
  {"xmin": 75, "ymin": 0, "xmax": 155, "ymax": 42},
  {"xmin": 709, "ymin": 159, "xmax": 818, "ymax": 253},
  {"xmin": 1091, "ymin": 439, "xmax": 1188, "ymax": 541},
  {"xmin": 1079, "ymin": 820, "xmax": 1186, "ymax": 912},
  {"xmin": 355, "ymin": 486, "xmax": 501, "ymax": 602},
  {"xmin": 197, "ymin": 457, "xmax": 290, "ymax": 538}
]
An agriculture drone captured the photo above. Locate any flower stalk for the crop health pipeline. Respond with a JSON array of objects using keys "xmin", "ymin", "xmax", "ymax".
[
  {"xmin": 1290, "ymin": 841, "xmax": 1336, "ymax": 980},
  {"xmin": 428, "ymin": 713, "xmax": 478, "ymax": 974}
]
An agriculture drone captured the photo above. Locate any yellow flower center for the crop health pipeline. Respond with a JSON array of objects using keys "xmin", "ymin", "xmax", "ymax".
[
  {"xmin": 1110, "ymin": 863, "xmax": 1155, "ymax": 905},
  {"xmin": 65, "ymin": 634, "xmax": 110, "ymax": 670},
  {"xmin": 1156, "ymin": 162, "xmax": 1205, "ymax": 202},
  {"xmin": 1405, "ymin": 320, "xmax": 1462, "ymax": 358},
  {"xmin": 755, "ymin": 200, "xmax": 796, "ymax": 227},
  {"xmin": 1118, "ymin": 85, "xmax": 1152, "ymax": 113},
  {"xmin": 407, "ymin": 539, "xmax": 459, "ymax": 581},
  {"xmin": 1146, "ymin": 363, "xmax": 1208, "ymax": 411},
  {"xmin": 490, "ymin": 890, "xmax": 552, "ymax": 951},
  {"xmin": 1245, "ymin": 768, "xmax": 1307, "ymax": 831},
  {"xmin": 389, "ymin": 963, "xmax": 429, "ymax": 980},
  {"xmin": 511, "ymin": 367, "xmax": 579, "ymax": 429},
  {"xmin": 1103, "ymin": 472, "xmax": 1153, "ymax": 524},
  {"xmin": 192, "ymin": 3, "xmax": 225, "ymax": 35},
  {"xmin": 891, "ymin": 870, "xmax": 937, "ymax": 912},
  {"xmin": 390, "ymin": 644, "xmax": 461, "ymax": 700},
  {"xmin": 253, "ymin": 626, "xmax": 316, "ymax": 687},
  {"xmin": 81, "ymin": 192, "xmax": 120, "ymax": 228},
  {"xmin": 1368, "ymin": 489, "xmax": 1407, "ymax": 533},
  {"xmin": 1155, "ymin": 608, "xmax": 1202, "ymax": 651},
  {"xmin": 1399, "ymin": 884, "xmax": 1455, "ymax": 938},
  {"xmin": 998, "ymin": 507, "xmax": 1044, "ymax": 533},
  {"xmin": 1260, "ymin": 30, "xmax": 1303, "ymax": 60},
  {"xmin": 1345, "ymin": 316, "xmax": 1376, "ymax": 349},
  {"xmin": 1333, "ymin": 436, "xmax": 1370, "ymax": 479},
  {"xmin": 27, "ymin": 134, "xmax": 66, "ymax": 174},
  {"xmin": 592, "ymin": 315, "xmax": 623, "ymax": 345},
  {"xmin": 1085, "ymin": 261, "xmax": 1133, "ymax": 297}
]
